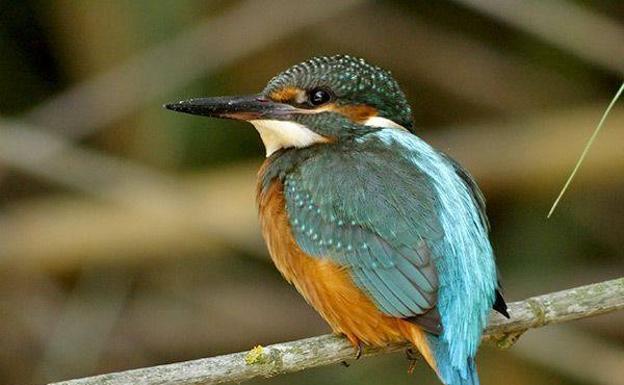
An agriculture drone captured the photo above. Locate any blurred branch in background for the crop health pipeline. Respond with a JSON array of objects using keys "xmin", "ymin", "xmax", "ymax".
[
  {"xmin": 453, "ymin": 0, "xmax": 624, "ymax": 76},
  {"xmin": 0, "ymin": 120, "xmax": 261, "ymax": 272},
  {"xmin": 35, "ymin": 267, "xmax": 133, "ymax": 381},
  {"xmin": 0, "ymin": 120, "xmax": 185, "ymax": 207},
  {"xmin": 513, "ymin": 325, "xmax": 624, "ymax": 385},
  {"xmin": 2, "ymin": 105, "xmax": 623, "ymax": 273},
  {"xmin": 321, "ymin": 2, "xmax": 584, "ymax": 114},
  {"xmin": 22, "ymin": 0, "xmax": 362, "ymax": 137},
  {"xmin": 48, "ymin": 277, "xmax": 624, "ymax": 385}
]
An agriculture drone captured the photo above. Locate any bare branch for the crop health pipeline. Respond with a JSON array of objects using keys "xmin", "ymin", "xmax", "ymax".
[{"xmin": 49, "ymin": 277, "xmax": 624, "ymax": 385}]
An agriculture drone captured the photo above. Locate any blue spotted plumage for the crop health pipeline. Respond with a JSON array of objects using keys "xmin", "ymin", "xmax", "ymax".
[
  {"xmin": 166, "ymin": 55, "xmax": 509, "ymax": 385},
  {"xmin": 280, "ymin": 128, "xmax": 497, "ymax": 384}
]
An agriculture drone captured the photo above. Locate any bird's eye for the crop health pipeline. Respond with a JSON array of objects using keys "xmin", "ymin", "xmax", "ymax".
[{"xmin": 308, "ymin": 88, "xmax": 332, "ymax": 106}]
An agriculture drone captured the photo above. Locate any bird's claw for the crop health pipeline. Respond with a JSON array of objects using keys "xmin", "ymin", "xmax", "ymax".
[
  {"xmin": 493, "ymin": 331, "xmax": 525, "ymax": 350},
  {"xmin": 354, "ymin": 341, "xmax": 363, "ymax": 359},
  {"xmin": 345, "ymin": 335, "xmax": 363, "ymax": 360},
  {"xmin": 405, "ymin": 347, "xmax": 421, "ymax": 374},
  {"xmin": 405, "ymin": 347, "xmax": 421, "ymax": 361}
]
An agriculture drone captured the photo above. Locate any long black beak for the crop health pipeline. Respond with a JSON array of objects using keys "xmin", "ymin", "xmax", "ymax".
[{"xmin": 164, "ymin": 94, "xmax": 295, "ymax": 121}]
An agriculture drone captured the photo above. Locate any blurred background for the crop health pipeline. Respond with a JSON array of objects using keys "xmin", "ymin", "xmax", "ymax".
[{"xmin": 0, "ymin": 1, "xmax": 623, "ymax": 384}]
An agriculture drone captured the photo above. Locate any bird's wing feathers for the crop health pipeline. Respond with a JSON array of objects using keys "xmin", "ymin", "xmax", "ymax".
[
  {"xmin": 439, "ymin": 153, "xmax": 509, "ymax": 318},
  {"xmin": 283, "ymin": 150, "xmax": 444, "ymax": 329},
  {"xmin": 441, "ymin": 153, "xmax": 489, "ymax": 232}
]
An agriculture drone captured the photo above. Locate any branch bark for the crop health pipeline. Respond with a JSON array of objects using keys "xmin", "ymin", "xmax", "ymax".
[{"xmin": 49, "ymin": 277, "xmax": 624, "ymax": 385}]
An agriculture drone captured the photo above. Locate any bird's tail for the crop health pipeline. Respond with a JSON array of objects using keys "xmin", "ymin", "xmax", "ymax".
[
  {"xmin": 397, "ymin": 321, "xmax": 480, "ymax": 385},
  {"xmin": 427, "ymin": 334, "xmax": 480, "ymax": 385}
]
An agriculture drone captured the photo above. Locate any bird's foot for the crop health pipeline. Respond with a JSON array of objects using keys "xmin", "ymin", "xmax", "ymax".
[
  {"xmin": 405, "ymin": 347, "xmax": 421, "ymax": 361},
  {"xmin": 353, "ymin": 341, "xmax": 363, "ymax": 359},
  {"xmin": 492, "ymin": 330, "xmax": 525, "ymax": 350},
  {"xmin": 345, "ymin": 335, "xmax": 363, "ymax": 360},
  {"xmin": 405, "ymin": 347, "xmax": 421, "ymax": 374}
]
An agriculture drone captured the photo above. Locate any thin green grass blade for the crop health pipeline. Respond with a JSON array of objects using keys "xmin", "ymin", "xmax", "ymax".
[{"xmin": 547, "ymin": 82, "xmax": 624, "ymax": 218}]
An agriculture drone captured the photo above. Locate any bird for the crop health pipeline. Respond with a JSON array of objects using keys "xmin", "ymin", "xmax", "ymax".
[{"xmin": 165, "ymin": 55, "xmax": 509, "ymax": 385}]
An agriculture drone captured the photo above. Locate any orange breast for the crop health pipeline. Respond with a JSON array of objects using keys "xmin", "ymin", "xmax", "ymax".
[{"xmin": 256, "ymin": 171, "xmax": 436, "ymax": 369}]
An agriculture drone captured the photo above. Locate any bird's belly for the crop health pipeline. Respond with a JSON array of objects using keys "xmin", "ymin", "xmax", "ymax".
[{"xmin": 257, "ymin": 179, "xmax": 405, "ymax": 346}]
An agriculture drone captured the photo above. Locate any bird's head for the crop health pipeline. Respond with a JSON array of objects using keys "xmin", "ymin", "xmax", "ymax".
[{"xmin": 165, "ymin": 55, "xmax": 413, "ymax": 156}]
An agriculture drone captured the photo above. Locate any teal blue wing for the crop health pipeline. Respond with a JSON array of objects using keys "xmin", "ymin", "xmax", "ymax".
[
  {"xmin": 443, "ymin": 153, "xmax": 509, "ymax": 317},
  {"xmin": 283, "ymin": 151, "xmax": 444, "ymax": 328},
  {"xmin": 441, "ymin": 153, "xmax": 489, "ymax": 232}
]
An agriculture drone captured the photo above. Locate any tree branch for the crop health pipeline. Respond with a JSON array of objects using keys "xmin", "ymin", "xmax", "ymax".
[{"xmin": 49, "ymin": 277, "xmax": 624, "ymax": 385}]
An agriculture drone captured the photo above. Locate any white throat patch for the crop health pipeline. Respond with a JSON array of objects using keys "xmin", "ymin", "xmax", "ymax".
[
  {"xmin": 362, "ymin": 116, "xmax": 407, "ymax": 130},
  {"xmin": 250, "ymin": 119, "xmax": 329, "ymax": 157}
]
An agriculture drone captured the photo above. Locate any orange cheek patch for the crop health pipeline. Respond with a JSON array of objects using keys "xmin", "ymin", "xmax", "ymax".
[
  {"xmin": 269, "ymin": 86, "xmax": 304, "ymax": 103},
  {"xmin": 267, "ymin": 88, "xmax": 378, "ymax": 124},
  {"xmin": 324, "ymin": 103, "xmax": 378, "ymax": 123}
]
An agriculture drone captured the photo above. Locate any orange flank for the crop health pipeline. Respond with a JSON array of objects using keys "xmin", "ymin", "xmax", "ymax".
[{"xmin": 256, "ymin": 168, "xmax": 437, "ymax": 371}]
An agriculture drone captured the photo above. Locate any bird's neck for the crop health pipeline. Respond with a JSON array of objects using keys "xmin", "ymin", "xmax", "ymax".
[{"xmin": 257, "ymin": 145, "xmax": 326, "ymax": 197}]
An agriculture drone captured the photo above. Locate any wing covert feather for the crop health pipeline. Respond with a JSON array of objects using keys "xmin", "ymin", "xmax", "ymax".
[{"xmin": 283, "ymin": 151, "xmax": 443, "ymax": 322}]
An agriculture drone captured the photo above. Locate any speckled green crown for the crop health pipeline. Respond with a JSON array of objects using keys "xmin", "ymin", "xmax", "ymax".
[{"xmin": 263, "ymin": 55, "xmax": 414, "ymax": 129}]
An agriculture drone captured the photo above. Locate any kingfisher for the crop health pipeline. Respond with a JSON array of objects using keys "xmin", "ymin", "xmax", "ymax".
[{"xmin": 166, "ymin": 55, "xmax": 509, "ymax": 385}]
